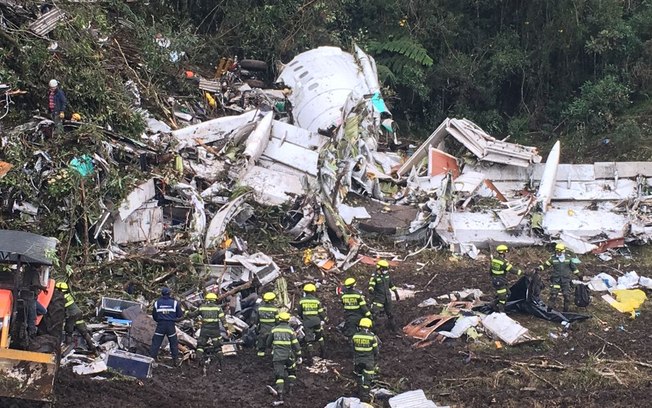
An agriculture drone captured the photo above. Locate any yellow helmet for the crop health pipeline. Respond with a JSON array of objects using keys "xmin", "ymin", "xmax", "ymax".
[
  {"xmin": 205, "ymin": 292, "xmax": 218, "ymax": 301},
  {"xmin": 303, "ymin": 283, "xmax": 317, "ymax": 293},
  {"xmin": 263, "ymin": 292, "xmax": 276, "ymax": 302},
  {"xmin": 344, "ymin": 277, "xmax": 356, "ymax": 287},
  {"xmin": 555, "ymin": 243, "xmax": 566, "ymax": 252},
  {"xmin": 55, "ymin": 281, "xmax": 69, "ymax": 291},
  {"xmin": 71, "ymin": 113, "xmax": 81, "ymax": 121},
  {"xmin": 359, "ymin": 317, "xmax": 373, "ymax": 329},
  {"xmin": 277, "ymin": 312, "xmax": 291, "ymax": 322},
  {"xmin": 496, "ymin": 244, "xmax": 509, "ymax": 253},
  {"xmin": 376, "ymin": 259, "xmax": 389, "ymax": 269}
]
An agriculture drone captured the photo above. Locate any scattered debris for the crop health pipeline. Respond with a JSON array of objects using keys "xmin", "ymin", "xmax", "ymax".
[
  {"xmin": 481, "ymin": 313, "xmax": 536, "ymax": 346},
  {"xmin": 107, "ymin": 349, "xmax": 154, "ymax": 379},
  {"xmin": 388, "ymin": 389, "xmax": 449, "ymax": 408}
]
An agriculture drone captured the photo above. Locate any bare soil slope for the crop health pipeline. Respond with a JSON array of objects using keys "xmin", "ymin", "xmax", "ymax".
[{"xmin": 52, "ymin": 250, "xmax": 652, "ymax": 408}]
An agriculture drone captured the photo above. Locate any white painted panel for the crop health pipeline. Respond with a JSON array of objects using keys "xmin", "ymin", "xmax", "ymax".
[{"xmin": 113, "ymin": 203, "xmax": 163, "ymax": 244}]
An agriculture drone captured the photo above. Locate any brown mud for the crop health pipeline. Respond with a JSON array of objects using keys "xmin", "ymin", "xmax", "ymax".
[{"xmin": 14, "ymin": 250, "xmax": 651, "ymax": 408}]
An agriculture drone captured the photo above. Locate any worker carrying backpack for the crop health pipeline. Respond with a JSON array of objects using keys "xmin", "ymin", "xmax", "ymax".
[{"xmin": 574, "ymin": 284, "xmax": 591, "ymax": 307}]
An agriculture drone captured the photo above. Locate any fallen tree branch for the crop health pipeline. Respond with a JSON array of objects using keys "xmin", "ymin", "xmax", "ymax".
[
  {"xmin": 588, "ymin": 332, "xmax": 633, "ymax": 361},
  {"xmin": 217, "ymin": 281, "xmax": 253, "ymax": 301},
  {"xmin": 600, "ymin": 358, "xmax": 652, "ymax": 370},
  {"xmin": 524, "ymin": 366, "xmax": 560, "ymax": 392}
]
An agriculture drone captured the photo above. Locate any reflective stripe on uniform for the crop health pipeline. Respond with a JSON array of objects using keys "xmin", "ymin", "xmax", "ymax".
[
  {"xmin": 64, "ymin": 293, "xmax": 74, "ymax": 308},
  {"xmin": 272, "ymin": 328, "xmax": 294, "ymax": 334},
  {"xmin": 552, "ymin": 284, "xmax": 561, "ymax": 289},
  {"xmin": 342, "ymin": 294, "xmax": 364, "ymax": 310},
  {"xmin": 352, "ymin": 333, "xmax": 377, "ymax": 352},
  {"xmin": 258, "ymin": 305, "xmax": 278, "ymax": 323},
  {"xmin": 155, "ymin": 300, "xmax": 177, "ymax": 314},
  {"xmin": 496, "ymin": 289, "xmax": 507, "ymax": 294},
  {"xmin": 491, "ymin": 258, "xmax": 506, "ymax": 275}
]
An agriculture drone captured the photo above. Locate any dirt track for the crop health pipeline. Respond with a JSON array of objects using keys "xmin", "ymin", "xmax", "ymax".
[{"xmin": 48, "ymin": 250, "xmax": 652, "ymax": 407}]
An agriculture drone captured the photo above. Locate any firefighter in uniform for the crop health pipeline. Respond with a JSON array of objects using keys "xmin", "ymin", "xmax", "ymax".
[
  {"xmin": 150, "ymin": 287, "xmax": 184, "ymax": 366},
  {"xmin": 490, "ymin": 245, "xmax": 522, "ymax": 312},
  {"xmin": 540, "ymin": 243, "xmax": 581, "ymax": 312},
  {"xmin": 266, "ymin": 311, "xmax": 302, "ymax": 402},
  {"xmin": 296, "ymin": 283, "xmax": 326, "ymax": 361},
  {"xmin": 55, "ymin": 281, "xmax": 97, "ymax": 354},
  {"xmin": 340, "ymin": 278, "xmax": 371, "ymax": 338},
  {"xmin": 253, "ymin": 292, "xmax": 279, "ymax": 357},
  {"xmin": 186, "ymin": 292, "xmax": 230, "ymax": 367},
  {"xmin": 352, "ymin": 317, "xmax": 379, "ymax": 399},
  {"xmin": 368, "ymin": 260, "xmax": 400, "ymax": 331}
]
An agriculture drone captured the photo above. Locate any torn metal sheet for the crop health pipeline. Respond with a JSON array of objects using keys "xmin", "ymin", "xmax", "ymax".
[
  {"xmin": 113, "ymin": 201, "xmax": 163, "ymax": 244},
  {"xmin": 336, "ymin": 203, "xmax": 371, "ymax": 225},
  {"xmin": 277, "ymin": 46, "xmax": 380, "ymax": 133},
  {"xmin": 270, "ymin": 120, "xmax": 326, "ymax": 150},
  {"xmin": 261, "ymin": 134, "xmax": 320, "ymax": 176},
  {"xmin": 542, "ymin": 206, "xmax": 628, "ymax": 241},
  {"xmin": 171, "ymin": 110, "xmax": 257, "ymax": 150},
  {"xmin": 402, "ymin": 315, "xmax": 457, "ymax": 341},
  {"xmin": 240, "ymin": 165, "xmax": 306, "ymax": 205},
  {"xmin": 536, "ymin": 140, "xmax": 560, "ymax": 212},
  {"xmin": 204, "ymin": 193, "xmax": 251, "ymax": 250},
  {"xmin": 397, "ymin": 120, "xmax": 449, "ymax": 177},
  {"xmin": 452, "ymin": 171, "xmax": 484, "ymax": 194},
  {"xmin": 243, "ymin": 111, "xmax": 273, "ymax": 163},
  {"xmin": 226, "ymin": 252, "xmax": 281, "ymax": 286},
  {"xmin": 446, "ymin": 118, "xmax": 542, "ymax": 167},
  {"xmin": 117, "ymin": 178, "xmax": 156, "ymax": 221},
  {"xmin": 428, "ymin": 147, "xmax": 460, "ymax": 178},
  {"xmin": 436, "ymin": 211, "xmax": 543, "ymax": 249}
]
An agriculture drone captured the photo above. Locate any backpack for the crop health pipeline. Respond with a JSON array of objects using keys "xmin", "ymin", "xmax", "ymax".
[{"xmin": 574, "ymin": 284, "xmax": 591, "ymax": 307}]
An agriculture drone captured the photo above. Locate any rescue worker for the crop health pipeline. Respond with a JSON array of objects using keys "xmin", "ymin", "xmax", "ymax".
[
  {"xmin": 55, "ymin": 281, "xmax": 97, "ymax": 354},
  {"xmin": 368, "ymin": 260, "xmax": 400, "ymax": 331},
  {"xmin": 352, "ymin": 317, "xmax": 379, "ymax": 399},
  {"xmin": 266, "ymin": 311, "xmax": 302, "ymax": 402},
  {"xmin": 295, "ymin": 283, "xmax": 326, "ymax": 361},
  {"xmin": 185, "ymin": 292, "xmax": 229, "ymax": 368},
  {"xmin": 47, "ymin": 79, "xmax": 66, "ymax": 133},
  {"xmin": 150, "ymin": 287, "xmax": 184, "ymax": 366},
  {"xmin": 252, "ymin": 291, "xmax": 279, "ymax": 357},
  {"xmin": 540, "ymin": 243, "xmax": 581, "ymax": 312},
  {"xmin": 490, "ymin": 245, "xmax": 522, "ymax": 312},
  {"xmin": 340, "ymin": 278, "xmax": 371, "ymax": 338}
]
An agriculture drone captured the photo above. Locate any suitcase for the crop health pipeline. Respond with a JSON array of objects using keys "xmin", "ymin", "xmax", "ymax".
[{"xmin": 106, "ymin": 349, "xmax": 154, "ymax": 379}]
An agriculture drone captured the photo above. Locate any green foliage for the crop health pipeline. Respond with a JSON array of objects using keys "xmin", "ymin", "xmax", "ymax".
[
  {"xmin": 563, "ymin": 75, "xmax": 631, "ymax": 132},
  {"xmin": 368, "ymin": 37, "xmax": 434, "ymax": 67}
]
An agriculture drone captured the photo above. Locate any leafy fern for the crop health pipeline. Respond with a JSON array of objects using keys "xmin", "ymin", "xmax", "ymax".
[{"xmin": 368, "ymin": 37, "xmax": 434, "ymax": 67}]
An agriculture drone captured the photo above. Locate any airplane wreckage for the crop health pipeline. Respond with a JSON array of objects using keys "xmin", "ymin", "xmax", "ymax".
[{"xmin": 6, "ymin": 46, "xmax": 652, "ymax": 274}]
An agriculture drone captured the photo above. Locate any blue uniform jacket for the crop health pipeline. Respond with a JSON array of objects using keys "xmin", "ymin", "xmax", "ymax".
[{"xmin": 152, "ymin": 295, "xmax": 183, "ymax": 322}]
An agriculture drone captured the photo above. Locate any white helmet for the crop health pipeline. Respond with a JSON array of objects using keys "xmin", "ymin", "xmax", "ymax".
[{"xmin": 49, "ymin": 79, "xmax": 58, "ymax": 88}]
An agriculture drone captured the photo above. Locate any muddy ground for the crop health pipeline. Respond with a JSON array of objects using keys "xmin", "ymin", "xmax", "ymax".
[{"xmin": 37, "ymin": 248, "xmax": 652, "ymax": 407}]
